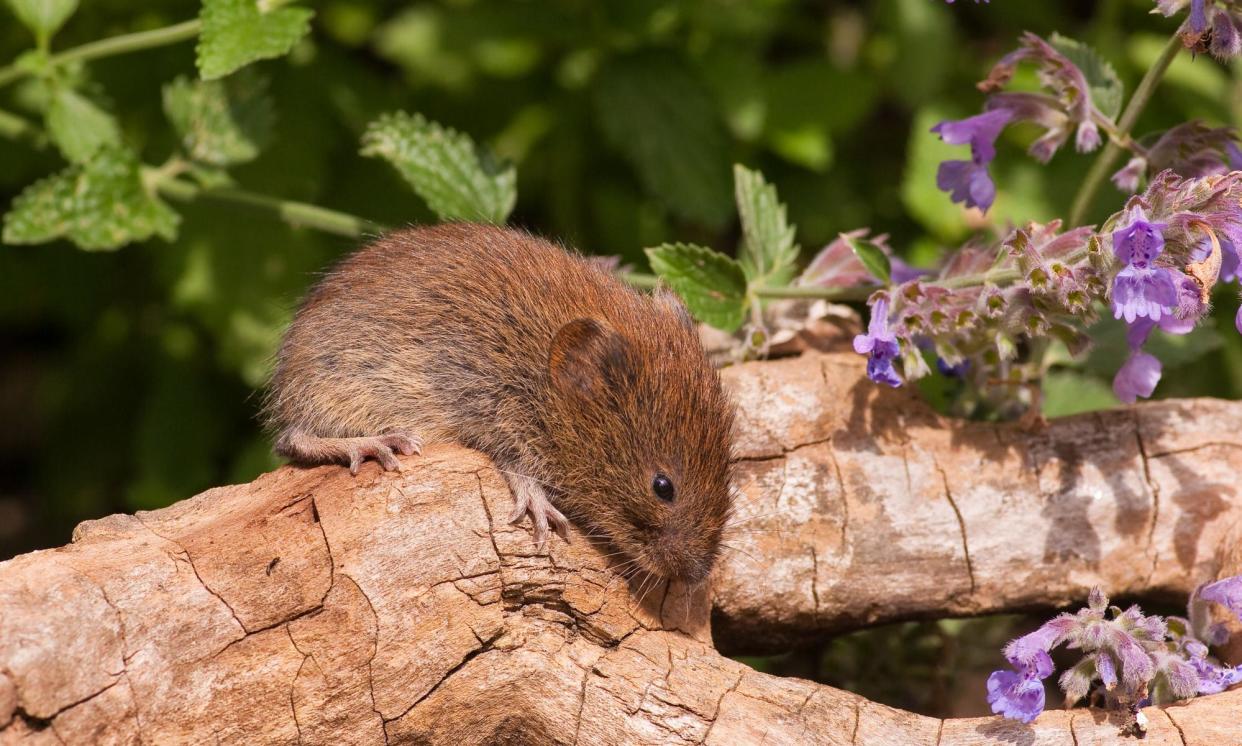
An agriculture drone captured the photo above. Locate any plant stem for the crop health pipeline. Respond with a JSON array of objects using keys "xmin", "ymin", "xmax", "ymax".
[
  {"xmin": 1067, "ymin": 32, "xmax": 1183, "ymax": 227},
  {"xmin": 154, "ymin": 177, "xmax": 388, "ymax": 238},
  {"xmin": 0, "ymin": 19, "xmax": 201, "ymax": 88},
  {"xmin": 618, "ymin": 272, "xmax": 873, "ymax": 301}
]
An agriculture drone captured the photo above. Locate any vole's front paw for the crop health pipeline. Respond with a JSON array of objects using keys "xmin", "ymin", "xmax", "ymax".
[
  {"xmin": 347, "ymin": 430, "xmax": 423, "ymax": 474},
  {"xmin": 504, "ymin": 473, "xmax": 570, "ymax": 550}
]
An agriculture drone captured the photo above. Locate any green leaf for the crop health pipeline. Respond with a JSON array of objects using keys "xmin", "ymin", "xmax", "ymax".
[
  {"xmin": 902, "ymin": 107, "xmax": 967, "ymax": 239},
  {"xmin": 593, "ymin": 52, "xmax": 732, "ymax": 227},
  {"xmin": 1041, "ymin": 370, "xmax": 1119, "ymax": 418},
  {"xmin": 733, "ymin": 164, "xmax": 799, "ymax": 288},
  {"xmin": 163, "ymin": 72, "xmax": 273, "ymax": 166},
  {"xmin": 360, "ymin": 111, "xmax": 516, "ymax": 224},
  {"xmin": 1049, "ymin": 33, "xmax": 1124, "ymax": 120},
  {"xmin": 7, "ymin": 0, "xmax": 77, "ymax": 43},
  {"xmin": 645, "ymin": 243, "xmax": 748, "ymax": 332},
  {"xmin": 841, "ymin": 233, "xmax": 892, "ymax": 285},
  {"xmin": 3, "ymin": 145, "xmax": 179, "ymax": 251},
  {"xmin": 45, "ymin": 86, "xmax": 120, "ymax": 163},
  {"xmin": 196, "ymin": 0, "xmax": 314, "ymax": 81},
  {"xmin": 1083, "ymin": 316, "xmax": 1224, "ymax": 379}
]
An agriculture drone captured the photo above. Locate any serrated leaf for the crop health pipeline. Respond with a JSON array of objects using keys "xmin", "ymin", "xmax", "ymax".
[
  {"xmin": 734, "ymin": 164, "xmax": 799, "ymax": 288},
  {"xmin": 163, "ymin": 72, "xmax": 273, "ymax": 166},
  {"xmin": 196, "ymin": 0, "xmax": 314, "ymax": 81},
  {"xmin": 1050, "ymin": 33, "xmax": 1124, "ymax": 120},
  {"xmin": 360, "ymin": 111, "xmax": 516, "ymax": 224},
  {"xmin": 3, "ymin": 146, "xmax": 179, "ymax": 250},
  {"xmin": 7, "ymin": 0, "xmax": 77, "ymax": 42},
  {"xmin": 45, "ymin": 86, "xmax": 120, "ymax": 163},
  {"xmin": 842, "ymin": 233, "xmax": 892, "ymax": 285},
  {"xmin": 593, "ymin": 52, "xmax": 732, "ymax": 227},
  {"xmin": 645, "ymin": 243, "xmax": 748, "ymax": 331}
]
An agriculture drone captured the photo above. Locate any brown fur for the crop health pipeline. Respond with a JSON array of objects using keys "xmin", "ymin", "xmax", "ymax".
[{"xmin": 264, "ymin": 223, "xmax": 734, "ymax": 582}]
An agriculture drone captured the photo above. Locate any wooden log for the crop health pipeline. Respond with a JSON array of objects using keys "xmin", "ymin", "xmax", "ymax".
[{"xmin": 1, "ymin": 351, "xmax": 1237, "ymax": 744}]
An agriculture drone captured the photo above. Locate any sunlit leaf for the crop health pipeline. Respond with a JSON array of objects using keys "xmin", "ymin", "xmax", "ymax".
[
  {"xmin": 197, "ymin": 0, "xmax": 314, "ymax": 80},
  {"xmin": 842, "ymin": 233, "xmax": 892, "ymax": 285},
  {"xmin": 3, "ymin": 146, "xmax": 179, "ymax": 250},
  {"xmin": 361, "ymin": 111, "xmax": 516, "ymax": 224},
  {"xmin": 646, "ymin": 242, "xmax": 748, "ymax": 331},
  {"xmin": 734, "ymin": 164, "xmax": 799, "ymax": 288}
]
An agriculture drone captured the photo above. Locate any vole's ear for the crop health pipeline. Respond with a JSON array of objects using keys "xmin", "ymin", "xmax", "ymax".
[
  {"xmin": 655, "ymin": 288, "xmax": 696, "ymax": 333},
  {"xmin": 549, "ymin": 318, "xmax": 629, "ymax": 398}
]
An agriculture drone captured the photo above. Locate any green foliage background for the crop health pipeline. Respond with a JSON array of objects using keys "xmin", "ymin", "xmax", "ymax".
[
  {"xmin": 2, "ymin": 0, "xmax": 1239, "ymax": 719},
  {"xmin": 3, "ymin": 0, "xmax": 1240, "ymax": 555}
]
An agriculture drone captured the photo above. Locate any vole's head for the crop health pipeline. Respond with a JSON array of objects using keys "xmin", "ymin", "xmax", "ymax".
[{"xmin": 546, "ymin": 299, "xmax": 733, "ymax": 585}]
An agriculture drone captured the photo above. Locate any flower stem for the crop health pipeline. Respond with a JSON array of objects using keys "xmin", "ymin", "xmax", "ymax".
[
  {"xmin": 1067, "ymin": 32, "xmax": 1183, "ymax": 228},
  {"xmin": 153, "ymin": 177, "xmax": 388, "ymax": 238},
  {"xmin": 618, "ymin": 272, "xmax": 873, "ymax": 301},
  {"xmin": 0, "ymin": 19, "xmax": 201, "ymax": 88}
]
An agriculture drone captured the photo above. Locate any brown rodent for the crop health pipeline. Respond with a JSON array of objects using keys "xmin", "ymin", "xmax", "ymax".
[{"xmin": 264, "ymin": 223, "xmax": 734, "ymax": 584}]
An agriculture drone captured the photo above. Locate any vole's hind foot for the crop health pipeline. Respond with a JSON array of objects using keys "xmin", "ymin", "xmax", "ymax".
[
  {"xmin": 277, "ymin": 428, "xmax": 423, "ymax": 475},
  {"xmin": 504, "ymin": 473, "xmax": 570, "ymax": 550}
]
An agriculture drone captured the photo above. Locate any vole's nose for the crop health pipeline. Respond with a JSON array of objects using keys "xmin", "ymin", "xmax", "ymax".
[{"xmin": 648, "ymin": 530, "xmax": 713, "ymax": 584}]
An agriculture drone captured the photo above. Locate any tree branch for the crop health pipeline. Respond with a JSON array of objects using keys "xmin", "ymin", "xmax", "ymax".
[{"xmin": 1, "ymin": 350, "xmax": 1238, "ymax": 744}]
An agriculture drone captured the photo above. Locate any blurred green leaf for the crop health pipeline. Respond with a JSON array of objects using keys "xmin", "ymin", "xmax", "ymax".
[
  {"xmin": 1049, "ymin": 33, "xmax": 1123, "ymax": 120},
  {"xmin": 45, "ymin": 86, "xmax": 120, "ymax": 164},
  {"xmin": 593, "ymin": 52, "xmax": 732, "ymax": 227},
  {"xmin": 902, "ymin": 107, "xmax": 967, "ymax": 239},
  {"xmin": 646, "ymin": 242, "xmax": 747, "ymax": 331},
  {"xmin": 734, "ymin": 164, "xmax": 799, "ymax": 288},
  {"xmin": 842, "ymin": 233, "xmax": 892, "ymax": 285},
  {"xmin": 197, "ymin": 0, "xmax": 314, "ymax": 80},
  {"xmin": 1042, "ymin": 370, "xmax": 1119, "ymax": 417},
  {"xmin": 3, "ymin": 146, "xmax": 179, "ymax": 250},
  {"xmin": 1083, "ymin": 315, "xmax": 1225, "ymax": 379},
  {"xmin": 6, "ymin": 0, "xmax": 77, "ymax": 43},
  {"xmin": 360, "ymin": 111, "xmax": 516, "ymax": 224},
  {"xmin": 163, "ymin": 72, "xmax": 273, "ymax": 166},
  {"xmin": 888, "ymin": 0, "xmax": 954, "ymax": 108}
]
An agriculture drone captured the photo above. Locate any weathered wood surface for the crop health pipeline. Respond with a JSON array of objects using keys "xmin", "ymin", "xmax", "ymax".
[{"xmin": 1, "ymin": 350, "xmax": 1238, "ymax": 745}]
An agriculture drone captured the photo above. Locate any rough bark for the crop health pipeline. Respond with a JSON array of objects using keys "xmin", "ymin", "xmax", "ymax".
[{"xmin": 1, "ymin": 350, "xmax": 1239, "ymax": 745}]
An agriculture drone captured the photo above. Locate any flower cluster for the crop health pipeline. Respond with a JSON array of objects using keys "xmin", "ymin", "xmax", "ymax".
[
  {"xmin": 986, "ymin": 579, "xmax": 1242, "ymax": 724},
  {"xmin": 932, "ymin": 33, "xmax": 1111, "ymax": 213},
  {"xmin": 1157, "ymin": 0, "xmax": 1242, "ymax": 58},
  {"xmin": 846, "ymin": 171, "xmax": 1242, "ymax": 403}
]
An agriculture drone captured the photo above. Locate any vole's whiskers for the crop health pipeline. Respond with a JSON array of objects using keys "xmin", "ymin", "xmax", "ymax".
[{"xmin": 718, "ymin": 542, "xmax": 761, "ymax": 566}]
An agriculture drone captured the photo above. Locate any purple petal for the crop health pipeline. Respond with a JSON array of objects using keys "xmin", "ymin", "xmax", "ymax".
[
  {"xmin": 1004, "ymin": 617, "xmax": 1073, "ymax": 674},
  {"xmin": 1112, "ymin": 266, "xmax": 1179, "ymax": 324},
  {"xmin": 1111, "ymin": 156, "xmax": 1147, "ymax": 194},
  {"xmin": 853, "ymin": 334, "xmax": 876, "ymax": 355},
  {"xmin": 1113, "ymin": 350, "xmax": 1162, "ymax": 404},
  {"xmin": 1111, "ymin": 630, "xmax": 1156, "ymax": 690},
  {"xmin": 1192, "ymin": 656, "xmax": 1242, "ymax": 695},
  {"xmin": 987, "ymin": 669, "xmax": 1046, "ymax": 724},
  {"xmin": 937, "ymin": 160, "xmax": 997, "ymax": 212},
  {"xmin": 1198, "ymin": 575, "xmax": 1242, "ymax": 621},
  {"xmin": 1211, "ymin": 9, "xmax": 1242, "ymax": 59},
  {"xmin": 1097, "ymin": 652, "xmax": 1118, "ymax": 690},
  {"xmin": 1236, "ymin": 304, "xmax": 1242, "ymax": 336},
  {"xmin": 931, "ymin": 109, "xmax": 1012, "ymax": 162},
  {"xmin": 1188, "ymin": 0, "xmax": 1209, "ymax": 35},
  {"xmin": 1075, "ymin": 121, "xmax": 1102, "ymax": 153},
  {"xmin": 1112, "ymin": 216, "xmax": 1168, "ymax": 266}
]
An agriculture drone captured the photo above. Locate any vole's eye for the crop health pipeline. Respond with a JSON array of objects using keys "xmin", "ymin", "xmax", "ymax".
[{"xmin": 652, "ymin": 473, "xmax": 675, "ymax": 502}]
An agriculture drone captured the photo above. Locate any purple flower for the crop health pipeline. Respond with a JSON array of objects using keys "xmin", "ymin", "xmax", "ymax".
[
  {"xmin": 1198, "ymin": 575, "xmax": 1242, "ymax": 621},
  {"xmin": 1112, "ymin": 156, "xmax": 1148, "ymax": 193},
  {"xmin": 932, "ymin": 109, "xmax": 1013, "ymax": 212},
  {"xmin": 987, "ymin": 669, "xmax": 1045, "ymax": 723},
  {"xmin": 854, "ymin": 298, "xmax": 903, "ymax": 387},
  {"xmin": 1189, "ymin": 0, "xmax": 1210, "ymax": 35},
  {"xmin": 1236, "ymin": 304, "xmax": 1242, "ymax": 335},
  {"xmin": 1097, "ymin": 652, "xmax": 1118, "ymax": 690},
  {"xmin": 1076, "ymin": 121, "xmax": 1102, "ymax": 153},
  {"xmin": 1191, "ymin": 657, "xmax": 1242, "ymax": 695},
  {"xmin": 1114, "ymin": 349, "xmax": 1162, "ymax": 403},
  {"xmin": 1111, "ymin": 214, "xmax": 1178, "ymax": 323}
]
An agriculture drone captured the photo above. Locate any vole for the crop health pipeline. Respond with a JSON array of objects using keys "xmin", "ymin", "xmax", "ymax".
[{"xmin": 264, "ymin": 223, "xmax": 734, "ymax": 584}]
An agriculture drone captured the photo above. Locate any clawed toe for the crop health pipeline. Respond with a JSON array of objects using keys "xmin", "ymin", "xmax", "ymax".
[
  {"xmin": 505, "ymin": 475, "xmax": 570, "ymax": 550},
  {"xmin": 381, "ymin": 430, "xmax": 423, "ymax": 456}
]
